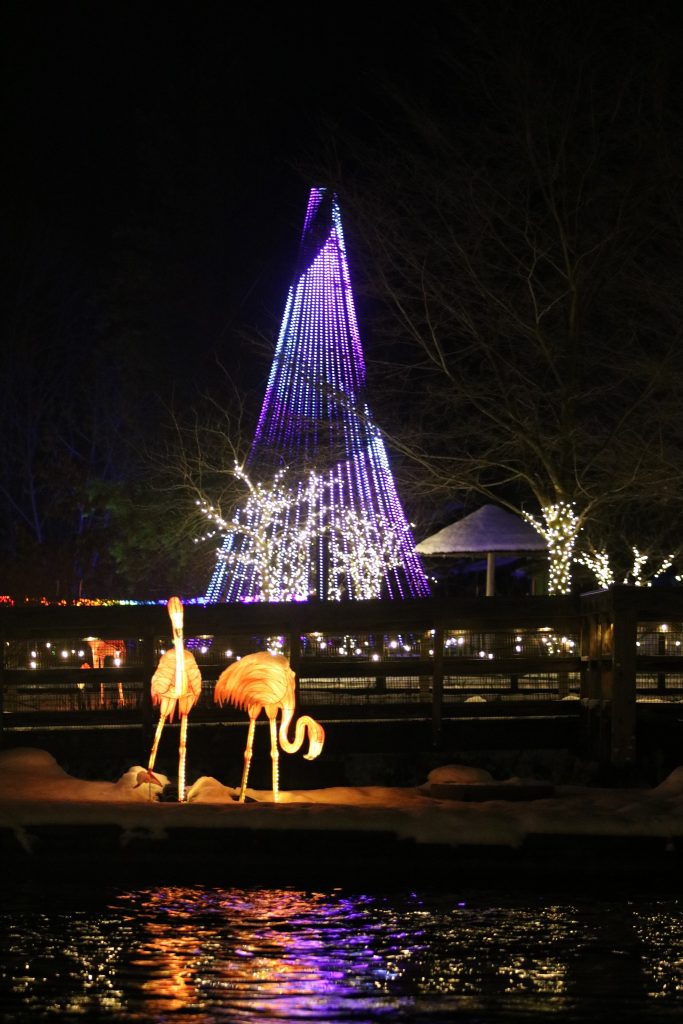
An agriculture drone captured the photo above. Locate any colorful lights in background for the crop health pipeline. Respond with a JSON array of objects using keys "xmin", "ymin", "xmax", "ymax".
[{"xmin": 205, "ymin": 188, "xmax": 429, "ymax": 603}]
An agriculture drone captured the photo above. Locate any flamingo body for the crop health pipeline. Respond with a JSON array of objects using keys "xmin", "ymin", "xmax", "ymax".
[
  {"xmin": 151, "ymin": 648, "xmax": 202, "ymax": 721},
  {"xmin": 143, "ymin": 596, "xmax": 201, "ymax": 801},
  {"xmin": 214, "ymin": 652, "xmax": 324, "ymax": 801}
]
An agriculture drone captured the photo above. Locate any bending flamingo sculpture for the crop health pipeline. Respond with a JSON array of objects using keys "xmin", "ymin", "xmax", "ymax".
[
  {"xmin": 214, "ymin": 652, "xmax": 325, "ymax": 803},
  {"xmin": 142, "ymin": 596, "xmax": 202, "ymax": 801}
]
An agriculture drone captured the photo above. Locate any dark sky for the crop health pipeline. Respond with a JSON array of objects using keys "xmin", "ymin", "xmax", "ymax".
[
  {"xmin": 4, "ymin": 2, "xmax": 677, "ymax": 400},
  {"xmin": 2, "ymin": 2, "xmax": 442, "ymax": 401}
]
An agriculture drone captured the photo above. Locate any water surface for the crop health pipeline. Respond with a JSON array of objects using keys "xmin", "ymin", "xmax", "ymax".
[{"xmin": 1, "ymin": 883, "xmax": 682, "ymax": 1022}]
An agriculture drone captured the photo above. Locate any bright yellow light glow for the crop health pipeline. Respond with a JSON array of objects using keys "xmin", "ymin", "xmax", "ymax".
[{"xmin": 215, "ymin": 651, "xmax": 325, "ymax": 803}]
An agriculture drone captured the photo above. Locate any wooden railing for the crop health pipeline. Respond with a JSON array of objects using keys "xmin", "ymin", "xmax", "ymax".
[{"xmin": 2, "ymin": 587, "xmax": 683, "ymax": 766}]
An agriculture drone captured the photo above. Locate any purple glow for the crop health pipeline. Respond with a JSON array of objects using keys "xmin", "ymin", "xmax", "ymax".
[{"xmin": 206, "ymin": 190, "xmax": 429, "ymax": 602}]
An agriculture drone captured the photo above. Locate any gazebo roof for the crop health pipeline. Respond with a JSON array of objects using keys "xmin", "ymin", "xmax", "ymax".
[{"xmin": 416, "ymin": 504, "xmax": 547, "ymax": 556}]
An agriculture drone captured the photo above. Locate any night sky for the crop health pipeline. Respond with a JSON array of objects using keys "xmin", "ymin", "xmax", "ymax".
[
  {"xmin": 3, "ymin": 2, "xmax": 439, "ymax": 397},
  {"xmin": 3, "ymin": 1, "xmax": 682, "ymax": 599}
]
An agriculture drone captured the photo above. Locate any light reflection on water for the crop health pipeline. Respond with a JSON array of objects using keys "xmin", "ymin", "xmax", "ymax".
[{"xmin": 1, "ymin": 883, "xmax": 683, "ymax": 1022}]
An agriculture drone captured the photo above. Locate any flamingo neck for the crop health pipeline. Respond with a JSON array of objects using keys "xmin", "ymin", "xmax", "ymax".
[{"xmin": 173, "ymin": 637, "xmax": 184, "ymax": 698}]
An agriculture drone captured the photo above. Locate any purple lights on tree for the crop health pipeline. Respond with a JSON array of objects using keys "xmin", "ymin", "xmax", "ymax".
[{"xmin": 205, "ymin": 189, "xmax": 429, "ymax": 602}]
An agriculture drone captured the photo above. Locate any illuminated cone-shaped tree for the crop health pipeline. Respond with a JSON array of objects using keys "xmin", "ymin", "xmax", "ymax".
[{"xmin": 205, "ymin": 188, "xmax": 429, "ymax": 602}]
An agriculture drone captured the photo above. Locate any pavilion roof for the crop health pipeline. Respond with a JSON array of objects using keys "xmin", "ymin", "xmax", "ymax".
[{"xmin": 416, "ymin": 504, "xmax": 547, "ymax": 556}]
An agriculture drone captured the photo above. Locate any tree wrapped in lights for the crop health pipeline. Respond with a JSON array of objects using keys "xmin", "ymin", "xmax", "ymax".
[
  {"xmin": 523, "ymin": 503, "xmax": 580, "ymax": 595},
  {"xmin": 198, "ymin": 466, "xmax": 322, "ymax": 603},
  {"xmin": 577, "ymin": 546, "xmax": 675, "ymax": 591},
  {"xmin": 204, "ymin": 189, "xmax": 429, "ymax": 603}
]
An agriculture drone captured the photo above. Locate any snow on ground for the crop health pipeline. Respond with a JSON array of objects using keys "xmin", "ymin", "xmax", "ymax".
[{"xmin": 2, "ymin": 747, "xmax": 683, "ymax": 850}]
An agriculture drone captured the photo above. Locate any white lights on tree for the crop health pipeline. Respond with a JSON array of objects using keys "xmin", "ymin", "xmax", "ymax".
[
  {"xmin": 576, "ymin": 547, "xmax": 676, "ymax": 590},
  {"xmin": 524, "ymin": 502, "xmax": 580, "ymax": 595},
  {"xmin": 198, "ymin": 462, "xmax": 408, "ymax": 603},
  {"xmin": 576, "ymin": 550, "xmax": 615, "ymax": 590},
  {"xmin": 204, "ymin": 188, "xmax": 429, "ymax": 603}
]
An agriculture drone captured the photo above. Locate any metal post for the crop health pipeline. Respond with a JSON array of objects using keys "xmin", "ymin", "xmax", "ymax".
[{"xmin": 486, "ymin": 552, "xmax": 496, "ymax": 596}]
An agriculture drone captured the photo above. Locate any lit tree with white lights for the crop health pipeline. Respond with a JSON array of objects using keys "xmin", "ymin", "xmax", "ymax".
[{"xmin": 204, "ymin": 189, "xmax": 429, "ymax": 603}]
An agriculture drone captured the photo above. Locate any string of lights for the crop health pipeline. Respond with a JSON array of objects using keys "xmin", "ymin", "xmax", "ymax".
[{"xmin": 204, "ymin": 189, "xmax": 429, "ymax": 603}]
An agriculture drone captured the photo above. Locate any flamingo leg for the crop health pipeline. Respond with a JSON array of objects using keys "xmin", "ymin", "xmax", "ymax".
[
  {"xmin": 148, "ymin": 712, "xmax": 167, "ymax": 773},
  {"xmin": 178, "ymin": 713, "xmax": 188, "ymax": 802},
  {"xmin": 239, "ymin": 718, "xmax": 256, "ymax": 802},
  {"xmin": 269, "ymin": 716, "xmax": 279, "ymax": 803}
]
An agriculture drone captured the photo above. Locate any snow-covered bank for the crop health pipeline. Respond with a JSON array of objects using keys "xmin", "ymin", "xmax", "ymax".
[{"xmin": 2, "ymin": 748, "xmax": 683, "ymax": 855}]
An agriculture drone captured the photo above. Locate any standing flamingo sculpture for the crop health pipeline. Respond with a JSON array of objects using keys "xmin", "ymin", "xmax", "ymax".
[
  {"xmin": 214, "ymin": 651, "xmax": 325, "ymax": 803},
  {"xmin": 143, "ymin": 596, "xmax": 202, "ymax": 801}
]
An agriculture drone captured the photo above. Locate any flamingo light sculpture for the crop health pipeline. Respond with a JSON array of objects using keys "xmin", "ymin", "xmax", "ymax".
[
  {"xmin": 214, "ymin": 651, "xmax": 325, "ymax": 802},
  {"xmin": 144, "ymin": 596, "xmax": 202, "ymax": 801}
]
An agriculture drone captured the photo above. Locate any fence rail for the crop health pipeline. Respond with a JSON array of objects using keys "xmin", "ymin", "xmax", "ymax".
[{"xmin": 3, "ymin": 587, "xmax": 683, "ymax": 766}]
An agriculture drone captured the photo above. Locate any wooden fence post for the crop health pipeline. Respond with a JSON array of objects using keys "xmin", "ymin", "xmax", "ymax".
[
  {"xmin": 141, "ymin": 633, "xmax": 156, "ymax": 752},
  {"xmin": 610, "ymin": 590, "xmax": 637, "ymax": 767},
  {"xmin": 289, "ymin": 629, "xmax": 301, "ymax": 700},
  {"xmin": 432, "ymin": 627, "xmax": 444, "ymax": 747}
]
